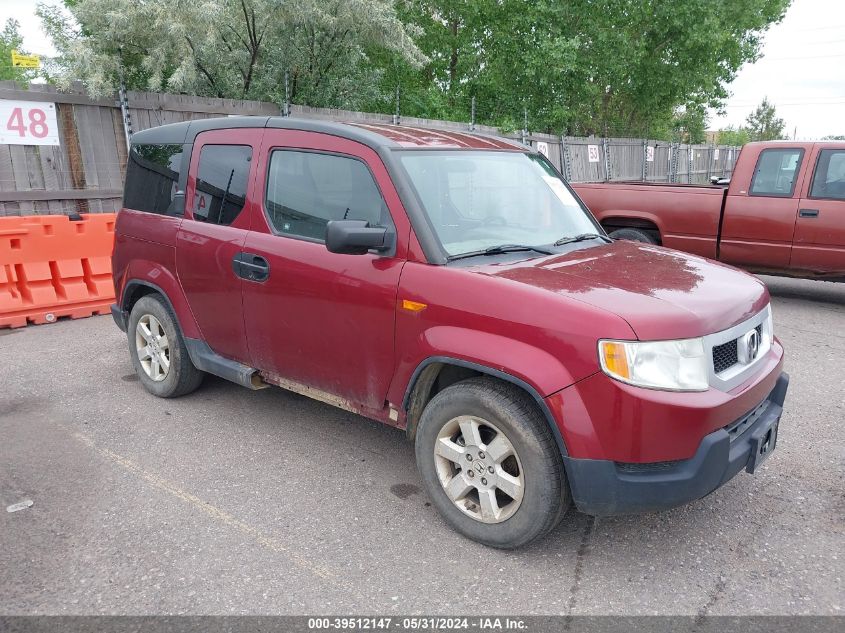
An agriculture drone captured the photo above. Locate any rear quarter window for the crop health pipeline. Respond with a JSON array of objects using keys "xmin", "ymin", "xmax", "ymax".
[{"xmin": 123, "ymin": 144, "xmax": 184, "ymax": 214}]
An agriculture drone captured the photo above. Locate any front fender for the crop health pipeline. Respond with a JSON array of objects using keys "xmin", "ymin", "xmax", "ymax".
[{"xmin": 390, "ymin": 325, "xmax": 578, "ymax": 407}]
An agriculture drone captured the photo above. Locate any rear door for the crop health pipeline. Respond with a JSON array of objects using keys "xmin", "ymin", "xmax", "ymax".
[
  {"xmin": 792, "ymin": 146, "xmax": 845, "ymax": 274},
  {"xmin": 241, "ymin": 129, "xmax": 410, "ymax": 414},
  {"xmin": 175, "ymin": 129, "xmax": 262, "ymax": 364},
  {"xmin": 719, "ymin": 147, "xmax": 805, "ymax": 270}
]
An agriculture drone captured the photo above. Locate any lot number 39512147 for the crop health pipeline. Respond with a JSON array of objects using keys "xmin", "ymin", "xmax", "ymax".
[{"xmin": 0, "ymin": 100, "xmax": 61, "ymax": 146}]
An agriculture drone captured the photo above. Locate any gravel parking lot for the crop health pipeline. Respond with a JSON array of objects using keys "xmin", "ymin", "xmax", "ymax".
[{"xmin": 1, "ymin": 275, "xmax": 842, "ymax": 615}]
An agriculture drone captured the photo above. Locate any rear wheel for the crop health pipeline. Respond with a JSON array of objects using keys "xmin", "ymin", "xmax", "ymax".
[
  {"xmin": 127, "ymin": 295, "xmax": 204, "ymax": 398},
  {"xmin": 608, "ymin": 227, "xmax": 658, "ymax": 244},
  {"xmin": 415, "ymin": 377, "xmax": 569, "ymax": 549}
]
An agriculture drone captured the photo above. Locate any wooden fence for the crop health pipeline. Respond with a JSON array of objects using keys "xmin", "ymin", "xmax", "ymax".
[{"xmin": 0, "ymin": 82, "xmax": 740, "ymax": 216}]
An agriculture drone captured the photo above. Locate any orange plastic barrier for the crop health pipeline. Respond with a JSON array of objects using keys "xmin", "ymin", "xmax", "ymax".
[{"xmin": 0, "ymin": 214, "xmax": 116, "ymax": 329}]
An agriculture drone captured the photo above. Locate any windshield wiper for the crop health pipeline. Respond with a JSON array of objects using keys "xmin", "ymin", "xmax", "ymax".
[
  {"xmin": 448, "ymin": 244, "xmax": 556, "ymax": 261},
  {"xmin": 553, "ymin": 232, "xmax": 612, "ymax": 247}
]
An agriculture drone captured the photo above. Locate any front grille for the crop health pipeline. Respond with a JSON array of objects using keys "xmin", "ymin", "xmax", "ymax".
[
  {"xmin": 713, "ymin": 339, "xmax": 739, "ymax": 373},
  {"xmin": 712, "ymin": 324, "xmax": 764, "ymax": 374}
]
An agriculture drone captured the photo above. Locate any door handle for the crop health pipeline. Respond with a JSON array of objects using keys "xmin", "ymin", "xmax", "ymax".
[
  {"xmin": 799, "ymin": 208, "xmax": 819, "ymax": 218},
  {"xmin": 232, "ymin": 252, "xmax": 270, "ymax": 282}
]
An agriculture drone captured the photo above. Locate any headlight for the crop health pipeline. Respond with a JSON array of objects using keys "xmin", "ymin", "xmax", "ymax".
[{"xmin": 598, "ymin": 338, "xmax": 709, "ymax": 391}]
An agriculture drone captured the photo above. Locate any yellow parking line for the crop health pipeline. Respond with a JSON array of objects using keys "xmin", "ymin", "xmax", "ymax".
[{"xmin": 71, "ymin": 430, "xmax": 364, "ymax": 598}]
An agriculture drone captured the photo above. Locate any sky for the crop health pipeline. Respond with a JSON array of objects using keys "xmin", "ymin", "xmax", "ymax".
[
  {"xmin": 1, "ymin": 0, "xmax": 844, "ymax": 139},
  {"xmin": 708, "ymin": 0, "xmax": 845, "ymax": 139}
]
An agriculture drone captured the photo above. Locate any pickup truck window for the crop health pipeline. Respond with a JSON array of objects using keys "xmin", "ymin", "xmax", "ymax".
[
  {"xmin": 809, "ymin": 149, "xmax": 845, "ymax": 201},
  {"xmin": 749, "ymin": 148, "xmax": 804, "ymax": 197},
  {"xmin": 123, "ymin": 144, "xmax": 183, "ymax": 215},
  {"xmin": 193, "ymin": 144, "xmax": 252, "ymax": 225},
  {"xmin": 399, "ymin": 151, "xmax": 596, "ymax": 256},
  {"xmin": 265, "ymin": 150, "xmax": 391, "ymax": 242}
]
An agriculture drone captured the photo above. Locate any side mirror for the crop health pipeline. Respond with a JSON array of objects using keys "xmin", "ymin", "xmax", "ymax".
[{"xmin": 325, "ymin": 220, "xmax": 390, "ymax": 255}]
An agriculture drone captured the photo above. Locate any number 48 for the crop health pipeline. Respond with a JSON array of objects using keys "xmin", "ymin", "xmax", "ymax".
[{"xmin": 6, "ymin": 107, "xmax": 49, "ymax": 139}]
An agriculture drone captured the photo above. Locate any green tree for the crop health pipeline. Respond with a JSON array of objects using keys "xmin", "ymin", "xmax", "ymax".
[
  {"xmin": 717, "ymin": 126, "xmax": 752, "ymax": 146},
  {"xmin": 822, "ymin": 135, "xmax": 845, "ymax": 140},
  {"xmin": 36, "ymin": 0, "xmax": 426, "ymax": 109},
  {"xmin": 0, "ymin": 19, "xmax": 37, "ymax": 82},
  {"xmin": 369, "ymin": 0, "xmax": 791, "ymax": 136},
  {"xmin": 671, "ymin": 104, "xmax": 708, "ymax": 144},
  {"xmin": 745, "ymin": 97, "xmax": 786, "ymax": 141}
]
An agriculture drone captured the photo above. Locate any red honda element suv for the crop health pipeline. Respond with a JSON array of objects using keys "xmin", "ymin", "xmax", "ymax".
[{"xmin": 111, "ymin": 117, "xmax": 788, "ymax": 548}]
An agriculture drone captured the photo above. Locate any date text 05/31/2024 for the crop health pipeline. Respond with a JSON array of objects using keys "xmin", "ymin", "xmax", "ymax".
[{"xmin": 307, "ymin": 617, "xmax": 528, "ymax": 631}]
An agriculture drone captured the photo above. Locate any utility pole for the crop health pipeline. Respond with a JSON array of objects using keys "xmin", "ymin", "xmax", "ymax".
[
  {"xmin": 641, "ymin": 139, "xmax": 648, "ymax": 182},
  {"xmin": 560, "ymin": 135, "xmax": 572, "ymax": 181},
  {"xmin": 470, "ymin": 96, "xmax": 476, "ymax": 132},
  {"xmin": 393, "ymin": 86, "xmax": 401, "ymax": 125},
  {"xmin": 283, "ymin": 71, "xmax": 290, "ymax": 117},
  {"xmin": 117, "ymin": 51, "xmax": 132, "ymax": 153}
]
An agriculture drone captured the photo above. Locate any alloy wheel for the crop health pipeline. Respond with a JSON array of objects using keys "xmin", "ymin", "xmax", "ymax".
[
  {"xmin": 135, "ymin": 314, "xmax": 171, "ymax": 382},
  {"xmin": 433, "ymin": 415, "xmax": 525, "ymax": 523}
]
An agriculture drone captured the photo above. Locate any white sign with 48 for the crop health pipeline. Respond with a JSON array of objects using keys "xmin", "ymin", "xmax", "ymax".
[{"xmin": 0, "ymin": 100, "xmax": 60, "ymax": 146}]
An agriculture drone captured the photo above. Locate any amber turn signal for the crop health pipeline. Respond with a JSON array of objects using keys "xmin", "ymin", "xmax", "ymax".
[
  {"xmin": 401, "ymin": 299, "xmax": 427, "ymax": 312},
  {"xmin": 599, "ymin": 341, "xmax": 631, "ymax": 380}
]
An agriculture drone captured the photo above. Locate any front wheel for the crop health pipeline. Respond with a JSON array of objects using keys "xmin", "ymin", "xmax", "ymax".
[{"xmin": 415, "ymin": 377, "xmax": 569, "ymax": 548}]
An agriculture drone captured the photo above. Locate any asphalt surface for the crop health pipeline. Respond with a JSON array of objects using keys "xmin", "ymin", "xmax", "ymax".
[{"xmin": 0, "ymin": 275, "xmax": 842, "ymax": 615}]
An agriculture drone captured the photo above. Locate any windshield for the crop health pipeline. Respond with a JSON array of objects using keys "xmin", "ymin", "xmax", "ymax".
[{"xmin": 398, "ymin": 151, "xmax": 599, "ymax": 257}]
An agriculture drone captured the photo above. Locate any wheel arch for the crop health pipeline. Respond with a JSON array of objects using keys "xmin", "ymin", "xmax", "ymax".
[
  {"xmin": 402, "ymin": 356, "xmax": 570, "ymax": 458},
  {"xmin": 118, "ymin": 268, "xmax": 202, "ymax": 340},
  {"xmin": 597, "ymin": 211, "xmax": 664, "ymax": 243}
]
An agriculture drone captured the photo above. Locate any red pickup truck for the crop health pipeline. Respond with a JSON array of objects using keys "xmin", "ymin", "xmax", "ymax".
[
  {"xmin": 572, "ymin": 141, "xmax": 845, "ymax": 281},
  {"xmin": 112, "ymin": 118, "xmax": 787, "ymax": 548}
]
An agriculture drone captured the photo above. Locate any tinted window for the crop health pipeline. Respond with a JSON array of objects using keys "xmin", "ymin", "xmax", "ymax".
[
  {"xmin": 193, "ymin": 145, "xmax": 252, "ymax": 225},
  {"xmin": 750, "ymin": 148, "xmax": 803, "ymax": 196},
  {"xmin": 265, "ymin": 150, "xmax": 390, "ymax": 241},
  {"xmin": 123, "ymin": 144, "xmax": 183, "ymax": 214},
  {"xmin": 810, "ymin": 149, "xmax": 845, "ymax": 200}
]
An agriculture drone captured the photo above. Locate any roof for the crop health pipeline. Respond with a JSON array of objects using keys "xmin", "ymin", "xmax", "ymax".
[
  {"xmin": 744, "ymin": 140, "xmax": 845, "ymax": 149},
  {"xmin": 129, "ymin": 116, "xmax": 527, "ymax": 152}
]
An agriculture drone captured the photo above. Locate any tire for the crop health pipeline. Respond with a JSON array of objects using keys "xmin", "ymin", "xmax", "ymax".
[
  {"xmin": 415, "ymin": 377, "xmax": 569, "ymax": 549},
  {"xmin": 127, "ymin": 295, "xmax": 204, "ymax": 398},
  {"xmin": 609, "ymin": 227, "xmax": 658, "ymax": 244}
]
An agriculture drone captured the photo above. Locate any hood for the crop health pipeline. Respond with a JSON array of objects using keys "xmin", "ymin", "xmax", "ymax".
[{"xmin": 469, "ymin": 241, "xmax": 769, "ymax": 340}]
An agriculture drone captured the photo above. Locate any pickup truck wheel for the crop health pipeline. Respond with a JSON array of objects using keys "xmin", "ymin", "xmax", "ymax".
[
  {"xmin": 608, "ymin": 227, "xmax": 658, "ymax": 244},
  {"xmin": 127, "ymin": 295, "xmax": 204, "ymax": 398},
  {"xmin": 415, "ymin": 377, "xmax": 567, "ymax": 549}
]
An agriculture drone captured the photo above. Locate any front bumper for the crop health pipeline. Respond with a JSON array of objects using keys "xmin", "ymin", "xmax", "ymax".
[{"xmin": 563, "ymin": 371, "xmax": 789, "ymax": 516}]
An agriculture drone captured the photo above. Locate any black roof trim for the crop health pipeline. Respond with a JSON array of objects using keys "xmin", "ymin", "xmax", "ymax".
[
  {"xmin": 129, "ymin": 116, "xmax": 407, "ymax": 150},
  {"xmin": 128, "ymin": 115, "xmax": 534, "ymax": 154},
  {"xmin": 130, "ymin": 116, "xmax": 270, "ymax": 145}
]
